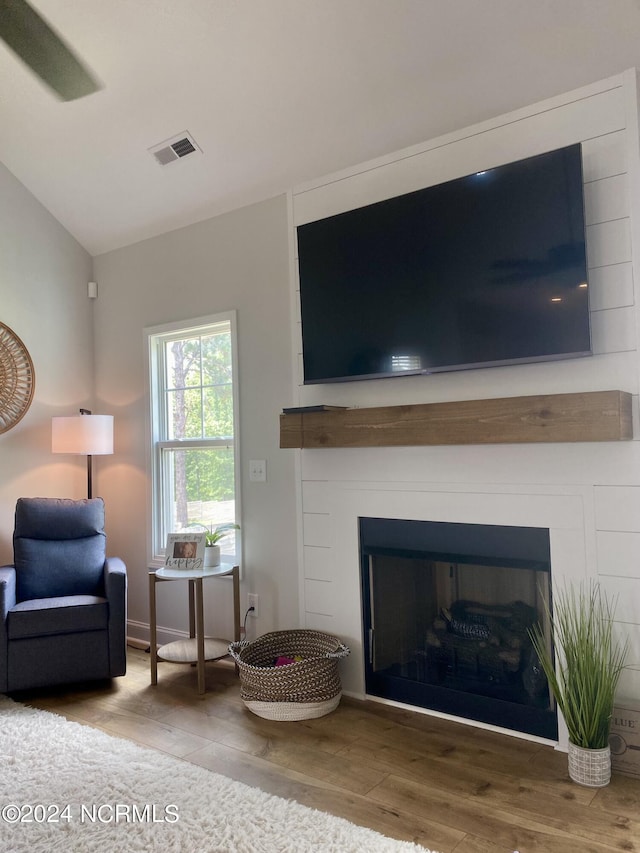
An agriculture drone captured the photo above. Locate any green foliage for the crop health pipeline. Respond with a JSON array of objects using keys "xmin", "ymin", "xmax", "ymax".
[
  {"xmin": 184, "ymin": 448, "xmax": 234, "ymax": 503},
  {"xmin": 528, "ymin": 582, "xmax": 627, "ymax": 749},
  {"xmin": 204, "ymin": 522, "xmax": 240, "ymax": 546},
  {"xmin": 167, "ymin": 332, "xmax": 235, "ymax": 508}
]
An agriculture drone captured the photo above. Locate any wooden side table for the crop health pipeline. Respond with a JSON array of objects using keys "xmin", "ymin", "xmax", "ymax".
[{"xmin": 149, "ymin": 562, "xmax": 240, "ymax": 694}]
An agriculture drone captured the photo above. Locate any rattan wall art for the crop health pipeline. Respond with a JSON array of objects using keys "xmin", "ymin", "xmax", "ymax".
[{"xmin": 0, "ymin": 322, "xmax": 35, "ymax": 434}]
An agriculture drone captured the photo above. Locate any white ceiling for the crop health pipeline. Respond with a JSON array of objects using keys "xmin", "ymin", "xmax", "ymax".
[{"xmin": 2, "ymin": 1, "xmax": 640, "ymax": 257}]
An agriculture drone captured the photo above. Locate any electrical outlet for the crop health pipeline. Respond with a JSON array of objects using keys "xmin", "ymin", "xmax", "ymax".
[{"xmin": 247, "ymin": 593, "xmax": 259, "ymax": 618}]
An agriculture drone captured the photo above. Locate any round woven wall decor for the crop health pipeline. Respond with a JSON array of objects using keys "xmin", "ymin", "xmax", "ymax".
[{"xmin": 0, "ymin": 322, "xmax": 35, "ymax": 434}]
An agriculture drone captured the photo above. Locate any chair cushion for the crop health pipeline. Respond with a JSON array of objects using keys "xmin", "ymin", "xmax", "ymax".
[
  {"xmin": 13, "ymin": 498, "xmax": 106, "ymax": 601},
  {"xmin": 7, "ymin": 595, "xmax": 108, "ymax": 640},
  {"xmin": 15, "ymin": 539, "xmax": 106, "ymax": 601}
]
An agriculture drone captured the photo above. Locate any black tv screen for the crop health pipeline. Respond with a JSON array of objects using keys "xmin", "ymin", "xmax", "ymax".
[{"xmin": 297, "ymin": 143, "xmax": 591, "ymax": 384}]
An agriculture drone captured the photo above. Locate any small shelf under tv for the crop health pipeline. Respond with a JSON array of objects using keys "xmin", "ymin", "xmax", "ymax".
[{"xmin": 279, "ymin": 390, "xmax": 632, "ymax": 449}]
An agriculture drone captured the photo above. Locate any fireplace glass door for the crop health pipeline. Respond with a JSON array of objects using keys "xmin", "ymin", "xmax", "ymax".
[{"xmin": 360, "ymin": 517, "xmax": 557, "ymax": 740}]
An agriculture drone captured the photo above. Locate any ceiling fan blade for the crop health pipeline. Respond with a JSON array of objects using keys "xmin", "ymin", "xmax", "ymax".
[{"xmin": 0, "ymin": 0, "xmax": 101, "ymax": 100}]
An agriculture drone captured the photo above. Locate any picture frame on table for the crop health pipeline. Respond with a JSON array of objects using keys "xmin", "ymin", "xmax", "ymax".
[{"xmin": 164, "ymin": 532, "xmax": 206, "ymax": 570}]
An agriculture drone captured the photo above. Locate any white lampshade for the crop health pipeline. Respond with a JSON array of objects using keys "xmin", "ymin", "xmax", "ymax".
[{"xmin": 52, "ymin": 414, "xmax": 114, "ymax": 456}]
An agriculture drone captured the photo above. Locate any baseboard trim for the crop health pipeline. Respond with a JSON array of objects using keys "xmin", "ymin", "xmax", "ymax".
[{"xmin": 126, "ymin": 619, "xmax": 195, "ymax": 649}]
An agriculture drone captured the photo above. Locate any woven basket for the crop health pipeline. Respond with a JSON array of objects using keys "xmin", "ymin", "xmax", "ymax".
[{"xmin": 228, "ymin": 630, "xmax": 350, "ymax": 721}]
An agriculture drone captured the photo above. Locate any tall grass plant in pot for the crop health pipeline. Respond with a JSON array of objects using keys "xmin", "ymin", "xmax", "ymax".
[{"xmin": 528, "ymin": 582, "xmax": 627, "ymax": 787}]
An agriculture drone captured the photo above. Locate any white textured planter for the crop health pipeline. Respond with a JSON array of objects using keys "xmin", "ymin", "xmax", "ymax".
[
  {"xmin": 567, "ymin": 742, "xmax": 611, "ymax": 787},
  {"xmin": 204, "ymin": 545, "xmax": 221, "ymax": 567}
]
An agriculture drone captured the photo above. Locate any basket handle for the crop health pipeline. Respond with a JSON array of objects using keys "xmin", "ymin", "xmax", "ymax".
[
  {"xmin": 326, "ymin": 642, "xmax": 350, "ymax": 660},
  {"xmin": 228, "ymin": 640, "xmax": 248, "ymax": 664}
]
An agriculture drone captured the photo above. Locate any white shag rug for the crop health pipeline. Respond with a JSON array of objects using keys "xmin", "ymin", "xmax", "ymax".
[{"xmin": 0, "ymin": 696, "xmax": 437, "ymax": 853}]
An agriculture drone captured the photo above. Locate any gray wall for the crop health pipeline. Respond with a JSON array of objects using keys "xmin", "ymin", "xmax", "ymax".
[
  {"xmin": 0, "ymin": 161, "xmax": 94, "ymax": 561},
  {"xmin": 92, "ymin": 194, "xmax": 299, "ymax": 642}
]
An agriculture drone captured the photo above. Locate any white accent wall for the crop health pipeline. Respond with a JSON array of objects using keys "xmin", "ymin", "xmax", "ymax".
[{"xmin": 288, "ymin": 70, "xmax": 640, "ymax": 736}]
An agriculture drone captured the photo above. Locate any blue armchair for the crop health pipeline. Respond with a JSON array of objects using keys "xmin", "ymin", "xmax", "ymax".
[{"xmin": 0, "ymin": 497, "xmax": 127, "ymax": 692}]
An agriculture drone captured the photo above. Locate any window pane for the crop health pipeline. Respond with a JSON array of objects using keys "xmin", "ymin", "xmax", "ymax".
[
  {"xmin": 166, "ymin": 338, "xmax": 202, "ymax": 389},
  {"xmin": 167, "ymin": 388, "xmax": 204, "ymax": 439},
  {"xmin": 202, "ymin": 332, "xmax": 232, "ymax": 386},
  {"xmin": 204, "ymin": 385, "xmax": 233, "ymax": 437},
  {"xmin": 163, "ymin": 331, "xmax": 233, "ymax": 440},
  {"xmin": 163, "ymin": 446, "xmax": 236, "ymax": 556}
]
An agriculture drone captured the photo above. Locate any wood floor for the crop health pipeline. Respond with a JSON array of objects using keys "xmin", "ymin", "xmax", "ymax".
[{"xmin": 16, "ymin": 646, "xmax": 640, "ymax": 853}]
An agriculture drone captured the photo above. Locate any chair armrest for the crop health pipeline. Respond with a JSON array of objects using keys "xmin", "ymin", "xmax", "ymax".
[
  {"xmin": 0, "ymin": 566, "xmax": 15, "ymax": 691},
  {"xmin": 104, "ymin": 557, "xmax": 127, "ymax": 677},
  {"xmin": 104, "ymin": 556, "xmax": 127, "ymax": 600},
  {"xmin": 0, "ymin": 566, "xmax": 16, "ymax": 621}
]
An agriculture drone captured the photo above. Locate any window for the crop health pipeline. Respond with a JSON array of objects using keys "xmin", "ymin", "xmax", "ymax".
[{"xmin": 146, "ymin": 312, "xmax": 240, "ymax": 564}]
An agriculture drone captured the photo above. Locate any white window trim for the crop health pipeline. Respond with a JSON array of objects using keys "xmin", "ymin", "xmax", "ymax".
[{"xmin": 144, "ymin": 310, "xmax": 241, "ymax": 568}]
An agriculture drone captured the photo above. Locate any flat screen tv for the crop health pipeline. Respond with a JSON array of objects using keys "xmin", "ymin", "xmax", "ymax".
[{"xmin": 296, "ymin": 143, "xmax": 591, "ymax": 384}]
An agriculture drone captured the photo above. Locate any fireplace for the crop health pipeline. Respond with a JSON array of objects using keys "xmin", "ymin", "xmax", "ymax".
[{"xmin": 360, "ymin": 517, "xmax": 557, "ymax": 739}]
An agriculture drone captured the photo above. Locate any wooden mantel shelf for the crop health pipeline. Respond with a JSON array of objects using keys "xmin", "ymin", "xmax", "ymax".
[{"xmin": 279, "ymin": 391, "xmax": 633, "ymax": 449}]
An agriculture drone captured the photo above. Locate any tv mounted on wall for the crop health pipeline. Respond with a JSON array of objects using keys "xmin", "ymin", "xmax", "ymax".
[{"xmin": 296, "ymin": 143, "xmax": 591, "ymax": 385}]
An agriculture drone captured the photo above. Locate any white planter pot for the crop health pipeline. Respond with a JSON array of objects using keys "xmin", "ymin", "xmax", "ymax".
[
  {"xmin": 204, "ymin": 545, "xmax": 221, "ymax": 567},
  {"xmin": 567, "ymin": 742, "xmax": 611, "ymax": 787}
]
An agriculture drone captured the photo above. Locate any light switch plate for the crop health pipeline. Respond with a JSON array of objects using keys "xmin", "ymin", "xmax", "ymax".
[{"xmin": 249, "ymin": 459, "xmax": 266, "ymax": 482}]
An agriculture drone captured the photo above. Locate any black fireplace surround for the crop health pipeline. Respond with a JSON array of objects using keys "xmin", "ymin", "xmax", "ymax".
[{"xmin": 360, "ymin": 517, "xmax": 558, "ymax": 740}]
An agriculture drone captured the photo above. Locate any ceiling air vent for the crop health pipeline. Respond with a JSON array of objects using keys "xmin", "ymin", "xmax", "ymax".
[{"xmin": 149, "ymin": 132, "xmax": 202, "ymax": 166}]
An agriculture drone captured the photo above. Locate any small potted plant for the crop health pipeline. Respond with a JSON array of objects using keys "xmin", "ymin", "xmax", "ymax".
[
  {"xmin": 204, "ymin": 522, "xmax": 240, "ymax": 567},
  {"xmin": 528, "ymin": 582, "xmax": 627, "ymax": 787}
]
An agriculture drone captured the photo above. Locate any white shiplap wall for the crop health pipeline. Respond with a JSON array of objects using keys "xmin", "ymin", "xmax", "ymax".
[{"xmin": 286, "ymin": 70, "xmax": 640, "ymax": 737}]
